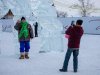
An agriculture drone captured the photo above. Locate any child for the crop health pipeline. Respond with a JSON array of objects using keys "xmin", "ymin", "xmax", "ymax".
[{"xmin": 14, "ymin": 17, "xmax": 34, "ymax": 59}]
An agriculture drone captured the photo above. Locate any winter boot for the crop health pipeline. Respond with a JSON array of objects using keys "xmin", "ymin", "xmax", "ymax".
[
  {"xmin": 59, "ymin": 69, "xmax": 67, "ymax": 72},
  {"xmin": 74, "ymin": 69, "xmax": 77, "ymax": 72},
  {"xmin": 25, "ymin": 52, "xmax": 29, "ymax": 59},
  {"xmin": 19, "ymin": 53, "xmax": 24, "ymax": 59}
]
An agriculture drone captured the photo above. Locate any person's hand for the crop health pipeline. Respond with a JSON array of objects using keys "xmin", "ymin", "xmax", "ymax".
[
  {"xmin": 65, "ymin": 34, "xmax": 70, "ymax": 39},
  {"xmin": 17, "ymin": 20, "xmax": 20, "ymax": 23}
]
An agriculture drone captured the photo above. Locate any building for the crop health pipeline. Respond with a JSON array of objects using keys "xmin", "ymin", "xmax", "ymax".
[{"xmin": 1, "ymin": 9, "xmax": 14, "ymax": 19}]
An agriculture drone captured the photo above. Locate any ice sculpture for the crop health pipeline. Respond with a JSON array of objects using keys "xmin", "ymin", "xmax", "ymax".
[
  {"xmin": 0, "ymin": 0, "xmax": 64, "ymax": 52},
  {"xmin": 30, "ymin": 0, "xmax": 63, "ymax": 52}
]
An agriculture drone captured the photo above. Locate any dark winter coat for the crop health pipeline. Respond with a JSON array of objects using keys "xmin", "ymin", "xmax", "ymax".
[
  {"xmin": 14, "ymin": 22, "xmax": 34, "ymax": 42},
  {"xmin": 66, "ymin": 25, "xmax": 84, "ymax": 48}
]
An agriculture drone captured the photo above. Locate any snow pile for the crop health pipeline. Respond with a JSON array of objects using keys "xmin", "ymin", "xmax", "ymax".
[{"xmin": 0, "ymin": 32, "xmax": 100, "ymax": 75}]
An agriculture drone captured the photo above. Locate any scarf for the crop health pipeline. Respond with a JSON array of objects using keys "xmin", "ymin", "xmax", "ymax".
[{"xmin": 18, "ymin": 21, "xmax": 29, "ymax": 39}]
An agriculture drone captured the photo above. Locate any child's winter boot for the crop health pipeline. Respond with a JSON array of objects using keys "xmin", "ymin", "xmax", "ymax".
[
  {"xmin": 25, "ymin": 52, "xmax": 29, "ymax": 59},
  {"xmin": 19, "ymin": 53, "xmax": 24, "ymax": 59}
]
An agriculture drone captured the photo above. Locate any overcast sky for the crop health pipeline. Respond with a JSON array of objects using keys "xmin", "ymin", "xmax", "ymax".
[{"xmin": 53, "ymin": 0, "xmax": 100, "ymax": 17}]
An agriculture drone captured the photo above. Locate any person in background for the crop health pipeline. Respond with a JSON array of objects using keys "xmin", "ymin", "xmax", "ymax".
[
  {"xmin": 14, "ymin": 17, "xmax": 34, "ymax": 59},
  {"xmin": 59, "ymin": 19, "xmax": 84, "ymax": 72},
  {"xmin": 34, "ymin": 22, "xmax": 38, "ymax": 37}
]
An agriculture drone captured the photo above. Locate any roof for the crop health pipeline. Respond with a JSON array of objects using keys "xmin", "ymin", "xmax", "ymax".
[
  {"xmin": 5, "ymin": 9, "xmax": 14, "ymax": 16},
  {"xmin": 1, "ymin": 9, "xmax": 14, "ymax": 19}
]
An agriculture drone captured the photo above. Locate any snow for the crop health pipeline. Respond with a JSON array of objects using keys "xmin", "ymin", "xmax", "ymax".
[
  {"xmin": 1, "ymin": 0, "xmax": 63, "ymax": 52},
  {"xmin": 0, "ymin": 0, "xmax": 32, "ymax": 19},
  {"xmin": 53, "ymin": 0, "xmax": 100, "ymax": 17},
  {"xmin": 0, "ymin": 0, "xmax": 100, "ymax": 75},
  {"xmin": 0, "ymin": 0, "xmax": 100, "ymax": 18},
  {"xmin": 0, "ymin": 32, "xmax": 100, "ymax": 75}
]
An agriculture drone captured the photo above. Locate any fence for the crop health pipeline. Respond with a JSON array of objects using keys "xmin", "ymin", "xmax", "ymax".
[{"xmin": 58, "ymin": 17, "xmax": 100, "ymax": 35}]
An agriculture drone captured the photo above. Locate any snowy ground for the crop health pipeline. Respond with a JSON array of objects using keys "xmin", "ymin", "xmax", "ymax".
[{"xmin": 0, "ymin": 32, "xmax": 100, "ymax": 75}]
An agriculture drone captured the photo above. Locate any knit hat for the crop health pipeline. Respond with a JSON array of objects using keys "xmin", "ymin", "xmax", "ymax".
[{"xmin": 21, "ymin": 17, "xmax": 26, "ymax": 21}]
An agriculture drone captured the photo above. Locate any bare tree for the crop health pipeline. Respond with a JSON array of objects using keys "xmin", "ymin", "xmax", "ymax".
[
  {"xmin": 57, "ymin": 11, "xmax": 68, "ymax": 18},
  {"xmin": 69, "ymin": 0, "xmax": 100, "ymax": 17}
]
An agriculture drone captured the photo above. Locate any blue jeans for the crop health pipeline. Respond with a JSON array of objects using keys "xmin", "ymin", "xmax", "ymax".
[
  {"xmin": 20, "ymin": 41, "xmax": 30, "ymax": 53},
  {"xmin": 62, "ymin": 48, "xmax": 79, "ymax": 71}
]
